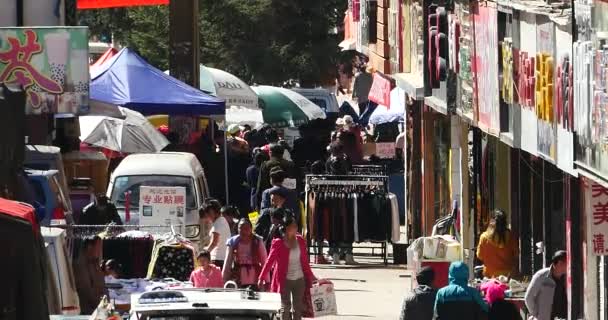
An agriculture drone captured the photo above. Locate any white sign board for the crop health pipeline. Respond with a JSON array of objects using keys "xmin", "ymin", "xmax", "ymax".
[
  {"xmin": 139, "ymin": 186, "xmax": 187, "ymax": 228},
  {"xmin": 376, "ymin": 142, "xmax": 396, "ymax": 159},
  {"xmin": 586, "ymin": 182, "xmax": 608, "ymax": 256}
]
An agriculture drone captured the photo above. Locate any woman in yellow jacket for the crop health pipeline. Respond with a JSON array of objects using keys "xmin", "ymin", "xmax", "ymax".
[{"xmin": 476, "ymin": 209, "xmax": 519, "ymax": 278}]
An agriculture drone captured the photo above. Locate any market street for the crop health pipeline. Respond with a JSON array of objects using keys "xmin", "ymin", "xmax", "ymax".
[{"xmin": 312, "ymin": 265, "xmax": 410, "ymax": 320}]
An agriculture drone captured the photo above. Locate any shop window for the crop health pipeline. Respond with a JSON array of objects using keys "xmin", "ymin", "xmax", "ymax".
[
  {"xmin": 433, "ymin": 114, "xmax": 451, "ymax": 220},
  {"xmin": 368, "ymin": 0, "xmax": 378, "ymax": 43}
]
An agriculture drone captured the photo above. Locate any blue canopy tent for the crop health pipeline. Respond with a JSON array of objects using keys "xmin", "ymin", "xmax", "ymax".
[
  {"xmin": 368, "ymin": 87, "xmax": 406, "ymax": 125},
  {"xmin": 90, "ymin": 48, "xmax": 225, "ymax": 116}
]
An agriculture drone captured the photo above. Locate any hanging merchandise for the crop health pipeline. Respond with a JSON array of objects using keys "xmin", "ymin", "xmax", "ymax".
[
  {"xmin": 102, "ymin": 231, "xmax": 155, "ymax": 279},
  {"xmin": 147, "ymin": 232, "xmax": 196, "ymax": 281},
  {"xmin": 305, "ymin": 175, "xmax": 399, "ymax": 265}
]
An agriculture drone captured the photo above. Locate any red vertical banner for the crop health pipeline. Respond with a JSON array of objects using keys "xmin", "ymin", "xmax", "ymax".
[{"xmin": 77, "ymin": 0, "xmax": 168, "ymax": 9}]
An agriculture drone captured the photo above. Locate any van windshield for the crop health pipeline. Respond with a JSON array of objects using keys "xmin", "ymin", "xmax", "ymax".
[
  {"xmin": 307, "ymin": 98, "xmax": 327, "ymax": 111},
  {"xmin": 110, "ymin": 175, "xmax": 196, "ymax": 209}
]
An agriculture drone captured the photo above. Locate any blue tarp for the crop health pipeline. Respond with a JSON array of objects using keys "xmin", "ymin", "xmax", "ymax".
[{"xmin": 90, "ymin": 48, "xmax": 225, "ymax": 116}]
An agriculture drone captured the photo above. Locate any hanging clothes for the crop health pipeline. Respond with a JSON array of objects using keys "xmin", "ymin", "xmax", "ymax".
[
  {"xmin": 307, "ymin": 188, "xmax": 392, "ymax": 243},
  {"xmin": 102, "ymin": 232, "xmax": 154, "ymax": 278}
]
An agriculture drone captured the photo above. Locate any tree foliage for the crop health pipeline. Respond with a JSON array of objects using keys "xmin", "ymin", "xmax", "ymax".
[{"xmin": 78, "ymin": 0, "xmax": 347, "ymax": 86}]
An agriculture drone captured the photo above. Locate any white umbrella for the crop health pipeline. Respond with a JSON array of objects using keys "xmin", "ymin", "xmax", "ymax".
[
  {"xmin": 166, "ymin": 65, "xmax": 263, "ymax": 126},
  {"xmin": 79, "ymin": 107, "xmax": 169, "ymax": 153}
]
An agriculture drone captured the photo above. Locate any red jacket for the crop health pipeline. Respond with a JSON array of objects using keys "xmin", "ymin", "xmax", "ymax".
[{"xmin": 258, "ymin": 235, "xmax": 315, "ymax": 293}]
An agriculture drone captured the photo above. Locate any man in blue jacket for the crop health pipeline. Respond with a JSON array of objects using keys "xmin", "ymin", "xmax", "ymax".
[{"xmin": 434, "ymin": 261, "xmax": 488, "ymax": 320}]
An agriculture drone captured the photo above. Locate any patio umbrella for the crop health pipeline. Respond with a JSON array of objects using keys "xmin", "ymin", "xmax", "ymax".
[
  {"xmin": 252, "ymin": 86, "xmax": 326, "ymax": 128},
  {"xmin": 79, "ymin": 106, "xmax": 169, "ymax": 153},
  {"xmin": 165, "ymin": 65, "xmax": 263, "ymax": 125}
]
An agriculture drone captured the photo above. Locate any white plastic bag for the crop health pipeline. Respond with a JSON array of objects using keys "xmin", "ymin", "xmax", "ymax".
[{"xmin": 309, "ymin": 280, "xmax": 337, "ymax": 317}]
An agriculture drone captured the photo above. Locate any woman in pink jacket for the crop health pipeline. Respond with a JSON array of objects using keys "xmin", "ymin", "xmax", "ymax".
[{"xmin": 258, "ymin": 215, "xmax": 316, "ymax": 320}]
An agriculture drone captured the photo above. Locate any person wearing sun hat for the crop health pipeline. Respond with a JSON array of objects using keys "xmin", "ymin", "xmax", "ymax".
[{"xmin": 226, "ymin": 124, "xmax": 249, "ymax": 154}]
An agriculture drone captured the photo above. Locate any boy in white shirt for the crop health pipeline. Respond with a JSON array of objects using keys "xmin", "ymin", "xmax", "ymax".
[{"xmin": 200, "ymin": 199, "xmax": 232, "ymax": 269}]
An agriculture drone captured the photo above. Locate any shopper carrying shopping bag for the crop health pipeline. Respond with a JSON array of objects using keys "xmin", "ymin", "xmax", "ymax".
[{"xmin": 258, "ymin": 215, "xmax": 317, "ymax": 320}]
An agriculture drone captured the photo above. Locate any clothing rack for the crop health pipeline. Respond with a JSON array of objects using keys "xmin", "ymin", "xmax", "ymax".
[{"xmin": 305, "ymin": 174, "xmax": 390, "ymax": 265}]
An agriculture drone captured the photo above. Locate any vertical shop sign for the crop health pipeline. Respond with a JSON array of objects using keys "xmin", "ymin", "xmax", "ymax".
[
  {"xmin": 0, "ymin": 27, "xmax": 89, "ymax": 115},
  {"xmin": 555, "ymin": 24, "xmax": 576, "ymax": 176},
  {"xmin": 519, "ymin": 12, "xmax": 538, "ymax": 156},
  {"xmin": 473, "ymin": 4, "xmax": 499, "ymax": 134},
  {"xmin": 139, "ymin": 186, "xmax": 187, "ymax": 228},
  {"xmin": 587, "ymin": 182, "xmax": 608, "ymax": 256},
  {"xmin": 536, "ymin": 18, "xmax": 556, "ymax": 162}
]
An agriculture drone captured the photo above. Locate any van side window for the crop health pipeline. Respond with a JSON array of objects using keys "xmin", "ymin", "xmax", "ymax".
[{"xmin": 197, "ymin": 176, "xmax": 208, "ymax": 201}]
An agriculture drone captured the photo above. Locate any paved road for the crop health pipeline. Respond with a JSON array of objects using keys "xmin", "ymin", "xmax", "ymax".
[{"xmin": 311, "ymin": 263, "xmax": 411, "ymax": 320}]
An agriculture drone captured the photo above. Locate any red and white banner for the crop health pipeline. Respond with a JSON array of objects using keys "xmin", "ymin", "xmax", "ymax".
[
  {"xmin": 77, "ymin": 0, "xmax": 168, "ymax": 9},
  {"xmin": 586, "ymin": 181, "xmax": 608, "ymax": 256},
  {"xmin": 368, "ymin": 73, "xmax": 391, "ymax": 107}
]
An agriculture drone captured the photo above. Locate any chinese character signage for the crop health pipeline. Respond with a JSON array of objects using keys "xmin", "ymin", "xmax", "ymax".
[
  {"xmin": 0, "ymin": 27, "xmax": 89, "ymax": 115},
  {"xmin": 535, "ymin": 17, "xmax": 557, "ymax": 162},
  {"xmin": 139, "ymin": 186, "xmax": 187, "ymax": 228},
  {"xmin": 587, "ymin": 182, "xmax": 608, "ymax": 256}
]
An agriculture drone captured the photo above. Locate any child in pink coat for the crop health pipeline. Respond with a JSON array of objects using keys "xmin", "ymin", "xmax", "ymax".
[{"xmin": 190, "ymin": 250, "xmax": 223, "ymax": 288}]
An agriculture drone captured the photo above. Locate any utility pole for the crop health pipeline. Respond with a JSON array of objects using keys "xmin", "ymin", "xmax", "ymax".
[
  {"xmin": 168, "ymin": 0, "xmax": 199, "ymax": 88},
  {"xmin": 167, "ymin": 0, "xmax": 200, "ymax": 145}
]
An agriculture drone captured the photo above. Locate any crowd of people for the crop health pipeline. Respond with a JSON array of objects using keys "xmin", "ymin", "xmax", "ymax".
[
  {"xmin": 192, "ymin": 197, "xmax": 316, "ymax": 320},
  {"xmin": 398, "ymin": 209, "xmax": 569, "ymax": 320},
  {"xmin": 400, "ymin": 250, "xmax": 567, "ymax": 320}
]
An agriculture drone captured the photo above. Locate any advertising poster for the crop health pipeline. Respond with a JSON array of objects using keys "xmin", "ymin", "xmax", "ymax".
[
  {"xmin": 0, "ymin": 27, "xmax": 89, "ymax": 115},
  {"xmin": 518, "ymin": 12, "xmax": 538, "ymax": 156},
  {"xmin": 536, "ymin": 17, "xmax": 556, "ymax": 162},
  {"xmin": 139, "ymin": 186, "xmax": 187, "ymax": 229},
  {"xmin": 473, "ymin": 4, "xmax": 500, "ymax": 135}
]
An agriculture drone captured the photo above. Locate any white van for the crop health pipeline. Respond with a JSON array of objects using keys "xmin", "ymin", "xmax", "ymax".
[{"xmin": 106, "ymin": 152, "xmax": 210, "ymax": 240}]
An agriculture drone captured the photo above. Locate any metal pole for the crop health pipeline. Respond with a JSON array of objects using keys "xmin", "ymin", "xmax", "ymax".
[{"xmin": 224, "ymin": 129, "xmax": 229, "ymax": 204}]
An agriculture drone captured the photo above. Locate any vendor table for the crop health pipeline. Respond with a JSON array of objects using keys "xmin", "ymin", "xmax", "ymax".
[{"xmin": 505, "ymin": 296, "xmax": 528, "ymax": 318}]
